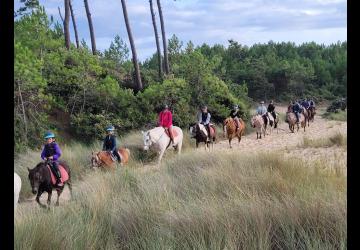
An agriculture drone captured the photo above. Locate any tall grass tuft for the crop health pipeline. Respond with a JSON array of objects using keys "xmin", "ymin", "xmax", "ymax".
[{"xmin": 302, "ymin": 132, "xmax": 347, "ymax": 148}]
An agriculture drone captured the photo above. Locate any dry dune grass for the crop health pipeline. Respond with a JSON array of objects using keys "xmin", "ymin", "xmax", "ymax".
[{"xmin": 15, "ymin": 150, "xmax": 346, "ymax": 250}]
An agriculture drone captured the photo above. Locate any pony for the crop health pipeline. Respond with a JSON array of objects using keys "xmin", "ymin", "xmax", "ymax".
[
  {"xmin": 302, "ymin": 108, "xmax": 310, "ymax": 127},
  {"xmin": 286, "ymin": 112, "xmax": 306, "ymax": 133},
  {"xmin": 91, "ymin": 148, "xmax": 130, "ymax": 169},
  {"xmin": 189, "ymin": 123, "xmax": 216, "ymax": 150},
  {"xmin": 142, "ymin": 126, "xmax": 183, "ymax": 164},
  {"xmin": 223, "ymin": 117, "xmax": 245, "ymax": 148},
  {"xmin": 262, "ymin": 112, "xmax": 275, "ymax": 135},
  {"xmin": 28, "ymin": 160, "xmax": 72, "ymax": 208},
  {"xmin": 14, "ymin": 172, "xmax": 21, "ymax": 211},
  {"xmin": 251, "ymin": 114, "xmax": 266, "ymax": 139},
  {"xmin": 307, "ymin": 106, "xmax": 316, "ymax": 122}
]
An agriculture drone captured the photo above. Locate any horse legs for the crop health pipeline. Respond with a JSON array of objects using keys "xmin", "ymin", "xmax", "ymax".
[
  {"xmin": 36, "ymin": 191, "xmax": 47, "ymax": 209},
  {"xmin": 229, "ymin": 138, "xmax": 232, "ymax": 148},
  {"xmin": 47, "ymin": 190, "xmax": 52, "ymax": 207},
  {"xmin": 67, "ymin": 181, "xmax": 73, "ymax": 199},
  {"xmin": 177, "ymin": 141, "xmax": 182, "ymax": 154},
  {"xmin": 56, "ymin": 188, "xmax": 64, "ymax": 206},
  {"xmin": 158, "ymin": 149, "xmax": 166, "ymax": 165}
]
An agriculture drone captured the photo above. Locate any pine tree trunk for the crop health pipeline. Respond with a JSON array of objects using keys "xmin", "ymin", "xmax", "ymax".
[
  {"xmin": 69, "ymin": 0, "xmax": 80, "ymax": 49},
  {"xmin": 120, "ymin": 0, "xmax": 143, "ymax": 91},
  {"xmin": 84, "ymin": 0, "xmax": 97, "ymax": 55},
  {"xmin": 64, "ymin": 0, "xmax": 71, "ymax": 50},
  {"xmin": 156, "ymin": 0, "xmax": 170, "ymax": 74},
  {"xmin": 149, "ymin": 0, "xmax": 162, "ymax": 79}
]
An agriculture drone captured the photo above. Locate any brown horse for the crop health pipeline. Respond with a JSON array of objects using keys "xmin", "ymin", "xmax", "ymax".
[
  {"xmin": 91, "ymin": 148, "xmax": 130, "ymax": 170},
  {"xmin": 307, "ymin": 106, "xmax": 316, "ymax": 122},
  {"xmin": 302, "ymin": 108, "xmax": 310, "ymax": 127},
  {"xmin": 223, "ymin": 117, "xmax": 245, "ymax": 148},
  {"xmin": 28, "ymin": 160, "xmax": 72, "ymax": 208},
  {"xmin": 286, "ymin": 112, "xmax": 306, "ymax": 133}
]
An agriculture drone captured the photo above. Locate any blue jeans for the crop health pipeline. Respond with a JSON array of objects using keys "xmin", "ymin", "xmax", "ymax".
[{"xmin": 295, "ymin": 112, "xmax": 300, "ymax": 122}]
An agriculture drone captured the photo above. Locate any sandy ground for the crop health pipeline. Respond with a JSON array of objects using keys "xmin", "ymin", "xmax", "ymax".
[{"xmin": 17, "ymin": 105, "xmax": 346, "ymax": 210}]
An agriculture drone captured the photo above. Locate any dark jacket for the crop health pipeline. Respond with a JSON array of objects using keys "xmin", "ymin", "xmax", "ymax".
[
  {"xmin": 229, "ymin": 109, "xmax": 241, "ymax": 118},
  {"xmin": 103, "ymin": 135, "xmax": 117, "ymax": 152},
  {"xmin": 292, "ymin": 103, "xmax": 302, "ymax": 113},
  {"xmin": 267, "ymin": 104, "xmax": 275, "ymax": 112}
]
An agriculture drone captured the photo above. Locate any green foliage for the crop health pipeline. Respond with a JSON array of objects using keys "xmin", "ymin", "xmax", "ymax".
[{"xmin": 14, "ymin": 6, "xmax": 345, "ymax": 151}]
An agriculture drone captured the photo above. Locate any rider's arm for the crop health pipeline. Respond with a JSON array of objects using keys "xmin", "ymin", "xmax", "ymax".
[
  {"xmin": 111, "ymin": 136, "xmax": 117, "ymax": 152},
  {"xmin": 197, "ymin": 112, "xmax": 202, "ymax": 124},
  {"xmin": 205, "ymin": 113, "xmax": 211, "ymax": 125},
  {"xmin": 53, "ymin": 144, "xmax": 62, "ymax": 161},
  {"xmin": 41, "ymin": 146, "xmax": 46, "ymax": 160}
]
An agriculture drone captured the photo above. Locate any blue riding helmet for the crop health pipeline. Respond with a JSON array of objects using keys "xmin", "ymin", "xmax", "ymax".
[
  {"xmin": 44, "ymin": 131, "xmax": 55, "ymax": 139},
  {"xmin": 106, "ymin": 125, "xmax": 115, "ymax": 131}
]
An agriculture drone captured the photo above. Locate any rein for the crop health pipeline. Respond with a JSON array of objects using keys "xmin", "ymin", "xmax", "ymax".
[{"xmin": 148, "ymin": 129, "xmax": 167, "ymax": 145}]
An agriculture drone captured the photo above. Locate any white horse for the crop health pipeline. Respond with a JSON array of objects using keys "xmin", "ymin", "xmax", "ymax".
[
  {"xmin": 142, "ymin": 126, "xmax": 183, "ymax": 164},
  {"xmin": 14, "ymin": 172, "xmax": 21, "ymax": 211},
  {"xmin": 265, "ymin": 112, "xmax": 275, "ymax": 135}
]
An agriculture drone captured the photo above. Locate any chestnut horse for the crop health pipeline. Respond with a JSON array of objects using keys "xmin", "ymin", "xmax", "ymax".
[
  {"xmin": 91, "ymin": 148, "xmax": 130, "ymax": 170},
  {"xmin": 223, "ymin": 117, "xmax": 245, "ymax": 148}
]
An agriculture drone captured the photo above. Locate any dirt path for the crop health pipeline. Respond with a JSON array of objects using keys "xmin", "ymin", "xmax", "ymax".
[{"xmin": 209, "ymin": 105, "xmax": 346, "ymax": 172}]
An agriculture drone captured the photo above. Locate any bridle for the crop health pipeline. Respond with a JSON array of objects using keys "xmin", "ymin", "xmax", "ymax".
[{"xmin": 145, "ymin": 129, "xmax": 166, "ymax": 146}]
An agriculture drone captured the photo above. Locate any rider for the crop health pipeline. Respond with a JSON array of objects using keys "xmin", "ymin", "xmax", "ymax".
[
  {"xmin": 256, "ymin": 101, "xmax": 267, "ymax": 116},
  {"xmin": 102, "ymin": 125, "xmax": 121, "ymax": 163},
  {"xmin": 301, "ymin": 98, "xmax": 310, "ymax": 110},
  {"xmin": 309, "ymin": 98, "xmax": 316, "ymax": 109},
  {"xmin": 41, "ymin": 131, "xmax": 63, "ymax": 186},
  {"xmin": 197, "ymin": 105, "xmax": 211, "ymax": 141},
  {"xmin": 292, "ymin": 101, "xmax": 302, "ymax": 124},
  {"xmin": 158, "ymin": 104, "xmax": 174, "ymax": 144},
  {"xmin": 229, "ymin": 104, "xmax": 242, "ymax": 131},
  {"xmin": 267, "ymin": 100, "xmax": 276, "ymax": 120}
]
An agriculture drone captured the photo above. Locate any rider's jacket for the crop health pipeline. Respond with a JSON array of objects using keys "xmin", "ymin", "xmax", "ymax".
[
  {"xmin": 103, "ymin": 135, "xmax": 117, "ymax": 152},
  {"xmin": 41, "ymin": 142, "xmax": 62, "ymax": 161}
]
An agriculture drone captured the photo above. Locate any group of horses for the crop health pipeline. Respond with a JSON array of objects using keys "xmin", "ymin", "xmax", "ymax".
[
  {"xmin": 18, "ymin": 106, "xmax": 316, "ymax": 210},
  {"xmin": 285, "ymin": 106, "xmax": 316, "ymax": 133}
]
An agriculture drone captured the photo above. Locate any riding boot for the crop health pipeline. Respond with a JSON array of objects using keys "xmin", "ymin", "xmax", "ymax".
[{"xmin": 206, "ymin": 125, "xmax": 211, "ymax": 142}]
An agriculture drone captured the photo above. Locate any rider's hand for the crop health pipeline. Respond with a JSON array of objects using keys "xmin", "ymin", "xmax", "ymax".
[{"xmin": 48, "ymin": 156, "xmax": 53, "ymax": 160}]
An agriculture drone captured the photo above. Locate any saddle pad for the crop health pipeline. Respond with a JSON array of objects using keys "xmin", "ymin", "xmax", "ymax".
[
  {"xmin": 47, "ymin": 165, "xmax": 69, "ymax": 186},
  {"xmin": 165, "ymin": 128, "xmax": 178, "ymax": 138}
]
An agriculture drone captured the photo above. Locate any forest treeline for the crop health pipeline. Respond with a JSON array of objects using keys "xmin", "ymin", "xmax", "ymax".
[{"xmin": 14, "ymin": 1, "xmax": 346, "ymax": 152}]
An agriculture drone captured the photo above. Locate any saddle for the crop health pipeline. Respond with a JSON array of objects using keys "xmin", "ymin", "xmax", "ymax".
[
  {"xmin": 164, "ymin": 128, "xmax": 178, "ymax": 139},
  {"xmin": 46, "ymin": 164, "xmax": 69, "ymax": 186}
]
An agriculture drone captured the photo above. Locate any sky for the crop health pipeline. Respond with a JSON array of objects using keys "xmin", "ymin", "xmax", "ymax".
[{"xmin": 15, "ymin": 0, "xmax": 347, "ymax": 62}]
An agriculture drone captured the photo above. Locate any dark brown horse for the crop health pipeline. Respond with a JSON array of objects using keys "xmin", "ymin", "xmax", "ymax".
[
  {"xmin": 28, "ymin": 160, "xmax": 72, "ymax": 208},
  {"xmin": 307, "ymin": 106, "xmax": 316, "ymax": 122},
  {"xmin": 189, "ymin": 123, "xmax": 216, "ymax": 150}
]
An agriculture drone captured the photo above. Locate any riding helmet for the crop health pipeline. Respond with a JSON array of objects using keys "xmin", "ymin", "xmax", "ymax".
[
  {"xmin": 106, "ymin": 125, "xmax": 115, "ymax": 131},
  {"xmin": 44, "ymin": 131, "xmax": 55, "ymax": 139}
]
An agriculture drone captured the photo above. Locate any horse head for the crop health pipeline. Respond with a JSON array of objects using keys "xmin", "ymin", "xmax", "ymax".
[
  {"xmin": 188, "ymin": 123, "xmax": 197, "ymax": 137},
  {"xmin": 91, "ymin": 151, "xmax": 101, "ymax": 167},
  {"xmin": 28, "ymin": 163, "xmax": 46, "ymax": 194},
  {"xmin": 141, "ymin": 130, "xmax": 152, "ymax": 150}
]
